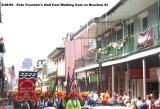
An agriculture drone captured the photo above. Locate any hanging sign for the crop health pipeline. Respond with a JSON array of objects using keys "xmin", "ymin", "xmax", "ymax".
[
  {"xmin": 130, "ymin": 68, "xmax": 149, "ymax": 79},
  {"xmin": 90, "ymin": 74, "xmax": 97, "ymax": 82},
  {"xmin": 137, "ymin": 27, "xmax": 153, "ymax": 49}
]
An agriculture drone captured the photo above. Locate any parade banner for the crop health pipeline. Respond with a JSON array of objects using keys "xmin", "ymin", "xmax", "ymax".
[{"xmin": 18, "ymin": 71, "xmax": 37, "ymax": 101}]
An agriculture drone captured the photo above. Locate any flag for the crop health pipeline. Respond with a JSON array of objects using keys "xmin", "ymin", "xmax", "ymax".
[
  {"xmin": 66, "ymin": 72, "xmax": 70, "ymax": 95},
  {"xmin": 71, "ymin": 72, "xmax": 75, "ymax": 82},
  {"xmin": 8, "ymin": 65, "xmax": 16, "ymax": 81},
  {"xmin": 54, "ymin": 69, "xmax": 58, "ymax": 93},
  {"xmin": 67, "ymin": 72, "xmax": 70, "ymax": 87},
  {"xmin": 70, "ymin": 73, "xmax": 77, "ymax": 92}
]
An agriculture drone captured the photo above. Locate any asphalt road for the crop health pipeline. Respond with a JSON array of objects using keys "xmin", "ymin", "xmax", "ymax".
[
  {"xmin": 82, "ymin": 105, "xmax": 130, "ymax": 109},
  {"xmin": 5, "ymin": 105, "xmax": 14, "ymax": 109},
  {"xmin": 5, "ymin": 105, "xmax": 130, "ymax": 109}
]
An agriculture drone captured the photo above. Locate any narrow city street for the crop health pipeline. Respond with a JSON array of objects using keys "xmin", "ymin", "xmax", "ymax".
[
  {"xmin": 4, "ymin": 105, "xmax": 130, "ymax": 109},
  {"xmin": 82, "ymin": 106, "xmax": 130, "ymax": 109},
  {"xmin": 0, "ymin": 0, "xmax": 160, "ymax": 109}
]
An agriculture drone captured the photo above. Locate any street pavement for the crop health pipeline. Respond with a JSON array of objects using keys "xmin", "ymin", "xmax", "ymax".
[
  {"xmin": 5, "ymin": 105, "xmax": 14, "ymax": 109},
  {"xmin": 5, "ymin": 104, "xmax": 130, "ymax": 109},
  {"xmin": 82, "ymin": 105, "xmax": 130, "ymax": 109}
]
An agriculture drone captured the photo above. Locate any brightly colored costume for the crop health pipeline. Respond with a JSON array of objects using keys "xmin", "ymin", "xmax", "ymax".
[{"xmin": 66, "ymin": 99, "xmax": 81, "ymax": 109}]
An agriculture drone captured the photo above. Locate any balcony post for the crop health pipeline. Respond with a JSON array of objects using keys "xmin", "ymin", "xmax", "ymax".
[
  {"xmin": 158, "ymin": 0, "xmax": 160, "ymax": 21},
  {"xmin": 127, "ymin": 62, "xmax": 132, "ymax": 97},
  {"xmin": 142, "ymin": 58, "xmax": 146, "ymax": 99},
  {"xmin": 112, "ymin": 65, "xmax": 115, "ymax": 102},
  {"xmin": 85, "ymin": 70, "xmax": 88, "ymax": 90},
  {"xmin": 122, "ymin": 20, "xmax": 125, "ymax": 55},
  {"xmin": 97, "ymin": 63, "xmax": 102, "ymax": 95}
]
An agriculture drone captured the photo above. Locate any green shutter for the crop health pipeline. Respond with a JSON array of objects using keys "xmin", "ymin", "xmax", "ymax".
[
  {"xmin": 143, "ymin": 17, "xmax": 148, "ymax": 30},
  {"xmin": 128, "ymin": 23, "xmax": 134, "ymax": 35},
  {"xmin": 128, "ymin": 24, "xmax": 131, "ymax": 35},
  {"xmin": 131, "ymin": 23, "xmax": 134, "ymax": 34}
]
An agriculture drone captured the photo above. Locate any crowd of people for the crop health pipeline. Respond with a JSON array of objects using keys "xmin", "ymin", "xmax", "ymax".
[
  {"xmin": 7, "ymin": 90, "xmax": 81, "ymax": 109},
  {"xmin": 0, "ymin": 89, "xmax": 160, "ymax": 109}
]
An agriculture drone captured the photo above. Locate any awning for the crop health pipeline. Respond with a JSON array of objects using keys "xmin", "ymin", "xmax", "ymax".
[
  {"xmin": 75, "ymin": 47, "xmax": 160, "ymax": 73},
  {"xmin": 75, "ymin": 63, "xmax": 99, "ymax": 73},
  {"xmin": 102, "ymin": 46, "xmax": 160, "ymax": 67}
]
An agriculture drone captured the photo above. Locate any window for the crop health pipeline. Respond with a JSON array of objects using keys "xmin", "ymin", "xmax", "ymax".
[
  {"xmin": 117, "ymin": 29, "xmax": 123, "ymax": 40},
  {"xmin": 138, "ymin": 11, "xmax": 148, "ymax": 30},
  {"xmin": 54, "ymin": 60, "xmax": 56, "ymax": 65},
  {"xmin": 56, "ymin": 59, "xmax": 58, "ymax": 65},
  {"xmin": 143, "ymin": 16, "xmax": 148, "ymax": 30},
  {"xmin": 128, "ymin": 23, "xmax": 134, "ymax": 35}
]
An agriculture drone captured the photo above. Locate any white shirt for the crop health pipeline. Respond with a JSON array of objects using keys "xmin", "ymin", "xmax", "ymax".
[
  {"xmin": 93, "ymin": 93, "xmax": 98, "ymax": 101},
  {"xmin": 44, "ymin": 107, "xmax": 56, "ymax": 109}
]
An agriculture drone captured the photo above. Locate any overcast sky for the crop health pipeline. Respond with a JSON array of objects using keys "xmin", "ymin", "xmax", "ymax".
[{"xmin": 0, "ymin": 0, "xmax": 119, "ymax": 72}]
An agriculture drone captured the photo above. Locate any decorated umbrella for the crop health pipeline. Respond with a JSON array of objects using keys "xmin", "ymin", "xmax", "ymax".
[
  {"xmin": 44, "ymin": 90, "xmax": 52, "ymax": 97},
  {"xmin": 44, "ymin": 79, "xmax": 52, "ymax": 86},
  {"xmin": 81, "ymin": 91, "xmax": 89, "ymax": 98},
  {"xmin": 35, "ymin": 86, "xmax": 42, "ymax": 96},
  {"xmin": 40, "ymin": 91, "xmax": 45, "ymax": 97},
  {"xmin": 10, "ymin": 88, "xmax": 18, "ymax": 95},
  {"xmin": 56, "ymin": 91, "xmax": 66, "ymax": 100},
  {"xmin": 68, "ymin": 91, "xmax": 79, "ymax": 99}
]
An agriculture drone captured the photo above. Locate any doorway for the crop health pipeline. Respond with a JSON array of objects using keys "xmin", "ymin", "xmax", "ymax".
[{"xmin": 147, "ymin": 82, "xmax": 159, "ymax": 98}]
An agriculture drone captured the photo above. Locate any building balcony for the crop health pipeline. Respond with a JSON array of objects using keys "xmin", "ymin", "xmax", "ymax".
[
  {"xmin": 75, "ymin": 50, "xmax": 97, "ymax": 69},
  {"xmin": 97, "ymin": 22, "xmax": 160, "ymax": 62}
]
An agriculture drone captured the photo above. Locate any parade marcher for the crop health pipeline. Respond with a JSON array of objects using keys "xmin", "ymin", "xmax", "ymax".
[
  {"xmin": 154, "ymin": 96, "xmax": 160, "ymax": 109},
  {"xmin": 141, "ymin": 98, "xmax": 148, "ymax": 109},
  {"xmin": 44, "ymin": 102, "xmax": 56, "ymax": 109},
  {"xmin": 29, "ymin": 99, "xmax": 36, "ymax": 109},
  {"xmin": 88, "ymin": 91, "xmax": 98, "ymax": 106},
  {"xmin": 0, "ymin": 97, "xmax": 4, "ymax": 109},
  {"xmin": 66, "ymin": 91, "xmax": 81, "ymax": 109},
  {"xmin": 118, "ymin": 96, "xmax": 125, "ymax": 106},
  {"xmin": 53, "ymin": 95, "xmax": 59, "ymax": 109},
  {"xmin": 57, "ymin": 99, "xmax": 65, "ymax": 109},
  {"xmin": 37, "ymin": 96, "xmax": 46, "ymax": 109},
  {"xmin": 123, "ymin": 92, "xmax": 131, "ymax": 105},
  {"xmin": 13, "ymin": 95, "xmax": 19, "ymax": 109},
  {"xmin": 22, "ymin": 101, "xmax": 30, "ymax": 109},
  {"xmin": 136, "ymin": 96, "xmax": 142, "ymax": 109},
  {"xmin": 146, "ymin": 95, "xmax": 152, "ymax": 109},
  {"xmin": 81, "ymin": 92, "xmax": 89, "ymax": 106},
  {"xmin": 7, "ymin": 93, "xmax": 12, "ymax": 105},
  {"xmin": 127, "ymin": 99, "xmax": 138, "ymax": 109}
]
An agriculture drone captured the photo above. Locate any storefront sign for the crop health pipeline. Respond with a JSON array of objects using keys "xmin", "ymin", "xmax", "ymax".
[
  {"xmin": 18, "ymin": 71, "xmax": 37, "ymax": 101},
  {"xmin": 130, "ymin": 68, "xmax": 149, "ymax": 79},
  {"xmin": 90, "ymin": 74, "xmax": 97, "ymax": 82},
  {"xmin": 137, "ymin": 27, "xmax": 153, "ymax": 49}
]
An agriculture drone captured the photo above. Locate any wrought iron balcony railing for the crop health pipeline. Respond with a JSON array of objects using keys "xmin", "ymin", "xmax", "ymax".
[
  {"xmin": 97, "ymin": 22, "xmax": 160, "ymax": 62},
  {"xmin": 75, "ymin": 50, "xmax": 97, "ymax": 69}
]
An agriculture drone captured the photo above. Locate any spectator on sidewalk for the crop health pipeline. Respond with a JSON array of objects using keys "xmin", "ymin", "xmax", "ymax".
[{"xmin": 136, "ymin": 96, "xmax": 142, "ymax": 109}]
